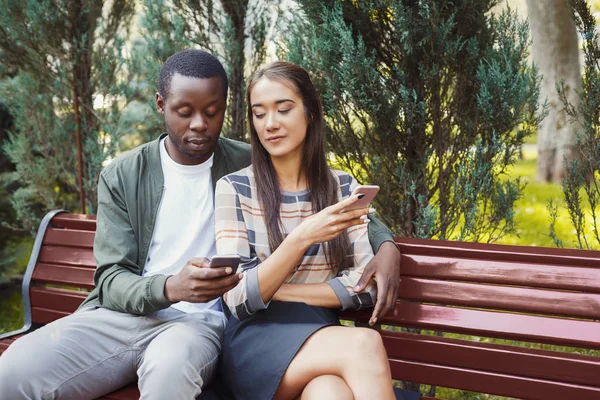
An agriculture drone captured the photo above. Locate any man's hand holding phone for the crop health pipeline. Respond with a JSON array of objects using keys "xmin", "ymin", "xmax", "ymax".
[
  {"xmin": 209, "ymin": 255, "xmax": 241, "ymax": 269},
  {"xmin": 164, "ymin": 256, "xmax": 243, "ymax": 303}
]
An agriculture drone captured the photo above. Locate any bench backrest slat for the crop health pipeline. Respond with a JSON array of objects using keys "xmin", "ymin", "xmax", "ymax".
[
  {"xmin": 50, "ymin": 213, "xmax": 97, "ymax": 231},
  {"xmin": 43, "ymin": 228, "xmax": 95, "ymax": 248},
  {"xmin": 38, "ymin": 246, "xmax": 96, "ymax": 268},
  {"xmin": 399, "ymin": 277, "xmax": 600, "ymax": 319},
  {"xmin": 31, "ymin": 307, "xmax": 72, "ymax": 326},
  {"xmin": 345, "ymin": 302, "xmax": 600, "ymax": 349},
  {"xmin": 30, "ymin": 287, "xmax": 88, "ymax": 313},
  {"xmin": 402, "ymin": 254, "xmax": 600, "ymax": 293},
  {"xmin": 32, "ymin": 264, "xmax": 95, "ymax": 289},
  {"xmin": 398, "ymin": 237, "xmax": 600, "ymax": 267}
]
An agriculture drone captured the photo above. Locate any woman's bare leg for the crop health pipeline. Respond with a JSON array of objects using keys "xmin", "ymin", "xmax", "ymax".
[
  {"xmin": 299, "ymin": 375, "xmax": 353, "ymax": 400},
  {"xmin": 274, "ymin": 326, "xmax": 394, "ymax": 400}
]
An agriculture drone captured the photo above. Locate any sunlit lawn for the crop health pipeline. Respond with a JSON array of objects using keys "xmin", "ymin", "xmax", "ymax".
[{"xmin": 497, "ymin": 149, "xmax": 592, "ymax": 249}]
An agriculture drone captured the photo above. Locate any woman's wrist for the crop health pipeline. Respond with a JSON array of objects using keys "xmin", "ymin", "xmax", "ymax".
[{"xmin": 286, "ymin": 228, "xmax": 312, "ymax": 253}]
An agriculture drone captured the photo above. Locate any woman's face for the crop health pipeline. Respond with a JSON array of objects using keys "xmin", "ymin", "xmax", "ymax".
[{"xmin": 250, "ymin": 77, "xmax": 308, "ymax": 161}]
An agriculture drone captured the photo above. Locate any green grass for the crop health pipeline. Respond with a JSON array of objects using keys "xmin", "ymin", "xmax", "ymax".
[
  {"xmin": 0, "ymin": 286, "xmax": 24, "ymax": 334},
  {"xmin": 496, "ymin": 149, "xmax": 573, "ymax": 248}
]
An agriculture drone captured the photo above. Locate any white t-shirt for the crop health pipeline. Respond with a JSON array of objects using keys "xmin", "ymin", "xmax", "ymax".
[{"xmin": 143, "ymin": 137, "xmax": 222, "ymax": 318}]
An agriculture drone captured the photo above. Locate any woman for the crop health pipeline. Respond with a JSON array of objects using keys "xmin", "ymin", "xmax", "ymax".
[{"xmin": 214, "ymin": 61, "xmax": 396, "ymax": 400}]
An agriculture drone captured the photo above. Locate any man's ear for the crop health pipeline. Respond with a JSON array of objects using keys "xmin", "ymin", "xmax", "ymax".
[{"xmin": 156, "ymin": 92, "xmax": 165, "ymax": 114}]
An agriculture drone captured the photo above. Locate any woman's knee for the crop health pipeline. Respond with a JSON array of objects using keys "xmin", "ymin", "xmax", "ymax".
[
  {"xmin": 300, "ymin": 375, "xmax": 353, "ymax": 400},
  {"xmin": 348, "ymin": 328, "xmax": 388, "ymax": 366}
]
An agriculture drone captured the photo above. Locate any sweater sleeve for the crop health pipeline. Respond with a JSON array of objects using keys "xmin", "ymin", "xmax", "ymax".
[
  {"xmin": 327, "ymin": 176, "xmax": 377, "ymax": 310},
  {"xmin": 93, "ymin": 169, "xmax": 172, "ymax": 315},
  {"xmin": 215, "ymin": 177, "xmax": 269, "ymax": 320}
]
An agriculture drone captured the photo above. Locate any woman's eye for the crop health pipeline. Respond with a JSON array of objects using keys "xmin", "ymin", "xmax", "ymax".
[
  {"xmin": 278, "ymin": 109, "xmax": 291, "ymax": 114},
  {"xmin": 177, "ymin": 110, "xmax": 192, "ymax": 117},
  {"xmin": 254, "ymin": 113, "xmax": 265, "ymax": 119}
]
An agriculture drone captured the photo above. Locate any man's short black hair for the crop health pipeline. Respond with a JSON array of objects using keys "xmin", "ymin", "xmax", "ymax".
[{"xmin": 158, "ymin": 49, "xmax": 229, "ymax": 100}]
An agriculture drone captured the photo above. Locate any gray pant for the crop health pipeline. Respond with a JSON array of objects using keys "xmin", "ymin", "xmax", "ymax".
[{"xmin": 0, "ymin": 306, "xmax": 224, "ymax": 400}]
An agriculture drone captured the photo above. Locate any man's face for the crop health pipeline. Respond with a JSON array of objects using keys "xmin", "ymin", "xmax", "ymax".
[{"xmin": 156, "ymin": 73, "xmax": 226, "ymax": 165}]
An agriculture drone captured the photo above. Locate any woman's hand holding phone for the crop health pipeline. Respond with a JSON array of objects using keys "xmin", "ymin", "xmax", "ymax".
[{"xmin": 289, "ymin": 194, "xmax": 372, "ymax": 250}]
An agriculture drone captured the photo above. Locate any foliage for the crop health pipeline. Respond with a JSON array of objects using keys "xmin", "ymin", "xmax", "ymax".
[
  {"xmin": 125, "ymin": 0, "xmax": 289, "ymax": 144},
  {"xmin": 552, "ymin": 0, "xmax": 600, "ymax": 249},
  {"xmin": 285, "ymin": 0, "xmax": 544, "ymax": 242},
  {"xmin": 0, "ymin": 0, "xmax": 135, "ymax": 229},
  {"xmin": 0, "ymin": 100, "xmax": 27, "ymax": 254}
]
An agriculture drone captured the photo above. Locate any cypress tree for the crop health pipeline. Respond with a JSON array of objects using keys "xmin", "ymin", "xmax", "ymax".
[
  {"xmin": 551, "ymin": 0, "xmax": 600, "ymax": 249},
  {"xmin": 286, "ymin": 0, "xmax": 544, "ymax": 242},
  {"xmin": 0, "ymin": 0, "xmax": 135, "ymax": 229}
]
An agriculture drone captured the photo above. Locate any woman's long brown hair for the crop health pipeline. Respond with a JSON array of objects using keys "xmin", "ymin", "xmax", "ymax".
[{"xmin": 247, "ymin": 61, "xmax": 353, "ymax": 272}]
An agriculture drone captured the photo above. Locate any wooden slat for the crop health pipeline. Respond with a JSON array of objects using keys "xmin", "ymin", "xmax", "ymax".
[
  {"xmin": 43, "ymin": 228, "xmax": 95, "ymax": 249},
  {"xmin": 31, "ymin": 307, "xmax": 71, "ymax": 325},
  {"xmin": 32, "ymin": 263, "xmax": 95, "ymax": 288},
  {"xmin": 345, "ymin": 302, "xmax": 600, "ymax": 349},
  {"xmin": 30, "ymin": 286, "xmax": 88, "ymax": 313},
  {"xmin": 381, "ymin": 330, "xmax": 600, "ymax": 387},
  {"xmin": 399, "ymin": 277, "xmax": 600, "ymax": 319},
  {"xmin": 38, "ymin": 246, "xmax": 96, "ymax": 268},
  {"xmin": 389, "ymin": 359, "xmax": 600, "ymax": 400},
  {"xmin": 397, "ymin": 237, "xmax": 600, "ymax": 268},
  {"xmin": 402, "ymin": 254, "xmax": 600, "ymax": 293},
  {"xmin": 51, "ymin": 213, "xmax": 96, "ymax": 231}
]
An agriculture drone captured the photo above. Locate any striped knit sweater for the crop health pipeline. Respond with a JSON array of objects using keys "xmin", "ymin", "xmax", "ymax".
[{"xmin": 215, "ymin": 166, "xmax": 376, "ymax": 321}]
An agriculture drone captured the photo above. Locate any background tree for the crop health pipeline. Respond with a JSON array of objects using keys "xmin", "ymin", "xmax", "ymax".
[
  {"xmin": 550, "ymin": 0, "xmax": 600, "ymax": 249},
  {"xmin": 526, "ymin": 0, "xmax": 582, "ymax": 183},
  {"xmin": 124, "ymin": 0, "xmax": 286, "ymax": 144},
  {"xmin": 0, "ymin": 0, "xmax": 135, "ymax": 230},
  {"xmin": 286, "ymin": 0, "xmax": 544, "ymax": 243}
]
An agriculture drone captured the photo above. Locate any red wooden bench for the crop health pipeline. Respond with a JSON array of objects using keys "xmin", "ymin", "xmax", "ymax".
[{"xmin": 1, "ymin": 210, "xmax": 600, "ymax": 399}]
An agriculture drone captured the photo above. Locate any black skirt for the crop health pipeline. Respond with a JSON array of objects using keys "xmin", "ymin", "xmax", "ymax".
[{"xmin": 218, "ymin": 301, "xmax": 339, "ymax": 400}]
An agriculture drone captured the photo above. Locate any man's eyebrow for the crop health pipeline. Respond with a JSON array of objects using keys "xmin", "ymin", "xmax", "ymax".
[{"xmin": 251, "ymin": 99, "xmax": 296, "ymax": 108}]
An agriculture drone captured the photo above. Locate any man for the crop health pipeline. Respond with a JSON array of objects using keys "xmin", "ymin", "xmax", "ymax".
[{"xmin": 0, "ymin": 49, "xmax": 400, "ymax": 399}]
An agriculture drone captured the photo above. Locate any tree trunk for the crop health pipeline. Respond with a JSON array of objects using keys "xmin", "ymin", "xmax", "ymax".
[
  {"xmin": 221, "ymin": 0, "xmax": 248, "ymax": 143},
  {"xmin": 526, "ymin": 0, "xmax": 581, "ymax": 183}
]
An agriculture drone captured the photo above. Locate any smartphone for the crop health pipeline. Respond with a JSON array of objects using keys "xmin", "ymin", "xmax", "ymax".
[
  {"xmin": 209, "ymin": 255, "xmax": 241, "ymax": 270},
  {"xmin": 345, "ymin": 185, "xmax": 380, "ymax": 212}
]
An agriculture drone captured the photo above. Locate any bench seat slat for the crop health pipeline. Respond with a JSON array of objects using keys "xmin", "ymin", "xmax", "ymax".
[
  {"xmin": 390, "ymin": 359, "xmax": 600, "ymax": 400},
  {"xmin": 400, "ymin": 277, "xmax": 600, "ymax": 319},
  {"xmin": 346, "ymin": 303, "xmax": 600, "ymax": 349},
  {"xmin": 51, "ymin": 214, "xmax": 97, "ymax": 231},
  {"xmin": 398, "ymin": 237, "xmax": 600, "ymax": 268},
  {"xmin": 402, "ymin": 254, "xmax": 600, "ymax": 293},
  {"xmin": 38, "ymin": 246, "xmax": 96, "ymax": 268},
  {"xmin": 30, "ymin": 287, "xmax": 88, "ymax": 313},
  {"xmin": 381, "ymin": 330, "xmax": 600, "ymax": 387},
  {"xmin": 44, "ymin": 228, "xmax": 95, "ymax": 249},
  {"xmin": 32, "ymin": 263, "xmax": 95, "ymax": 288}
]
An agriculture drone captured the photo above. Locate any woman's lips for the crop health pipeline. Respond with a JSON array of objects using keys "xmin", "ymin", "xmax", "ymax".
[{"xmin": 266, "ymin": 135, "xmax": 284, "ymax": 143}]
